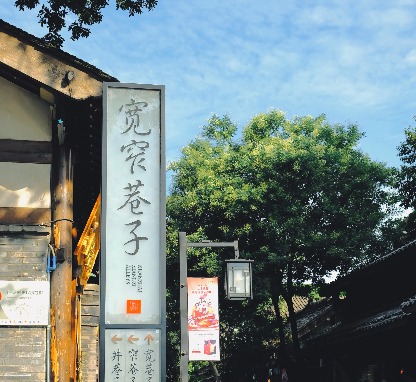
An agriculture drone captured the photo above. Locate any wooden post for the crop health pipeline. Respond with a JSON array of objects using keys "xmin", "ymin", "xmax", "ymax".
[{"xmin": 50, "ymin": 144, "xmax": 76, "ymax": 381}]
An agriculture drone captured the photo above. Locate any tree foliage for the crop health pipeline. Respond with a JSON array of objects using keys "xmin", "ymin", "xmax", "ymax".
[
  {"xmin": 14, "ymin": 0, "xmax": 158, "ymax": 47},
  {"xmin": 397, "ymin": 121, "xmax": 416, "ymax": 240},
  {"xmin": 398, "ymin": 122, "xmax": 416, "ymax": 209},
  {"xmin": 167, "ymin": 111, "xmax": 401, "ymax": 376}
]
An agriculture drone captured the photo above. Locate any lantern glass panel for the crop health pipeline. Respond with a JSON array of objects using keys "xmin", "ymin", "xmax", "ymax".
[
  {"xmin": 225, "ymin": 260, "xmax": 253, "ymax": 300},
  {"xmin": 228, "ymin": 268, "xmax": 250, "ymax": 294}
]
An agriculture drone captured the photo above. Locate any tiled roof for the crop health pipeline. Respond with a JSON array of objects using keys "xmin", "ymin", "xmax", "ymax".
[
  {"xmin": 296, "ymin": 298, "xmax": 333, "ymax": 332},
  {"xmin": 308, "ymin": 300, "xmax": 412, "ymax": 344},
  {"xmin": 307, "ymin": 242, "xmax": 416, "ymax": 347},
  {"xmin": 292, "ymin": 295, "xmax": 309, "ymax": 313},
  {"xmin": 324, "ymin": 239, "xmax": 416, "ymax": 293},
  {"xmin": 401, "ymin": 295, "xmax": 416, "ymax": 313},
  {"xmin": 350, "ymin": 306, "xmax": 408, "ymax": 333},
  {"xmin": 358, "ymin": 238, "xmax": 416, "ymax": 269}
]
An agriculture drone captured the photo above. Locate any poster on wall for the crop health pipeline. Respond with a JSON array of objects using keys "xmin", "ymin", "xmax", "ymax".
[
  {"xmin": 0, "ymin": 280, "xmax": 49, "ymax": 326},
  {"xmin": 187, "ymin": 277, "xmax": 220, "ymax": 361}
]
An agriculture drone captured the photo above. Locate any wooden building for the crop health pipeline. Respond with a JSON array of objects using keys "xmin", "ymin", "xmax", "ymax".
[
  {"xmin": 0, "ymin": 19, "xmax": 117, "ymax": 381},
  {"xmin": 300, "ymin": 239, "xmax": 416, "ymax": 382}
]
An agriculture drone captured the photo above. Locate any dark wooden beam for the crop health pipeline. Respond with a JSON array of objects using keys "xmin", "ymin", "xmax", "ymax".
[
  {"xmin": 0, "ymin": 139, "xmax": 52, "ymax": 163},
  {"xmin": 0, "ymin": 207, "xmax": 50, "ymax": 225}
]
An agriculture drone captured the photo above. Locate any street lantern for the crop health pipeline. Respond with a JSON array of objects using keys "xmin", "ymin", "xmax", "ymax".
[{"xmin": 225, "ymin": 259, "xmax": 254, "ymax": 300}]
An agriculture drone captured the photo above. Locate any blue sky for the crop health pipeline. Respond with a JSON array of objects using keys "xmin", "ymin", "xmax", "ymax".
[{"xmin": 2, "ymin": 1, "xmax": 416, "ymax": 188}]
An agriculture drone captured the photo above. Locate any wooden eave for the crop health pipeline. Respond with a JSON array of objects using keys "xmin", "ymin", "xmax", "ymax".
[
  {"xmin": 308, "ymin": 303, "xmax": 411, "ymax": 348},
  {"xmin": 0, "ymin": 19, "xmax": 118, "ymax": 101},
  {"xmin": 0, "ymin": 19, "xmax": 119, "ymax": 232},
  {"xmin": 322, "ymin": 239, "xmax": 416, "ymax": 297}
]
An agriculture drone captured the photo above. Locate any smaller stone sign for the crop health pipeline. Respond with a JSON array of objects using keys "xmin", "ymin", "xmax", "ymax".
[{"xmin": 105, "ymin": 329, "xmax": 161, "ymax": 381}]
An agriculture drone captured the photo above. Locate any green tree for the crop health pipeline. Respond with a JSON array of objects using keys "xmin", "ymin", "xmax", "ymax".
[
  {"xmin": 397, "ymin": 122, "xmax": 416, "ymax": 240},
  {"xmin": 397, "ymin": 123, "xmax": 416, "ymax": 208},
  {"xmin": 14, "ymin": 0, "xmax": 158, "ymax": 47},
  {"xmin": 167, "ymin": 111, "xmax": 400, "ymax": 373}
]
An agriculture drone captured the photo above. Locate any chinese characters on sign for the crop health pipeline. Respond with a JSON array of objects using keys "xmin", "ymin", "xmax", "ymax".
[
  {"xmin": 102, "ymin": 83, "xmax": 165, "ymax": 382},
  {"xmin": 104, "ymin": 86, "xmax": 162, "ymax": 325},
  {"xmin": 105, "ymin": 329, "xmax": 160, "ymax": 382},
  {"xmin": 0, "ymin": 281, "xmax": 49, "ymax": 326},
  {"xmin": 187, "ymin": 278, "xmax": 220, "ymax": 361}
]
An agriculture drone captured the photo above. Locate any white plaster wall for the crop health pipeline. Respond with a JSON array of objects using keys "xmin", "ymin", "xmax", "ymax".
[
  {"xmin": 0, "ymin": 163, "xmax": 51, "ymax": 208},
  {"xmin": 0, "ymin": 76, "xmax": 52, "ymax": 141},
  {"xmin": 0, "ymin": 76, "xmax": 52, "ymax": 208}
]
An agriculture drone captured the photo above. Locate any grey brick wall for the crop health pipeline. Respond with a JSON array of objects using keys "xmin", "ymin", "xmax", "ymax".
[
  {"xmin": 0, "ymin": 327, "xmax": 46, "ymax": 381},
  {"xmin": 0, "ymin": 225, "xmax": 49, "ymax": 281},
  {"xmin": 0, "ymin": 225, "xmax": 50, "ymax": 382}
]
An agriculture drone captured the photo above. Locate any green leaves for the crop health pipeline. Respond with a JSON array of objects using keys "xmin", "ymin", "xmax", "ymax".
[
  {"xmin": 202, "ymin": 114, "xmax": 238, "ymax": 144},
  {"xmin": 167, "ymin": 110, "xmax": 401, "ymax": 374},
  {"xmin": 242, "ymin": 109, "xmax": 286, "ymax": 142},
  {"xmin": 116, "ymin": 0, "xmax": 158, "ymax": 16},
  {"xmin": 15, "ymin": 0, "xmax": 39, "ymax": 10},
  {"xmin": 398, "ymin": 124, "xmax": 416, "ymax": 209},
  {"xmin": 14, "ymin": 0, "xmax": 158, "ymax": 47},
  {"xmin": 168, "ymin": 110, "xmax": 400, "ymax": 286}
]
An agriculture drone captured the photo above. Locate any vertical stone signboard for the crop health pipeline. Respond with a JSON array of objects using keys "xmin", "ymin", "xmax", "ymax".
[{"xmin": 102, "ymin": 83, "xmax": 165, "ymax": 382}]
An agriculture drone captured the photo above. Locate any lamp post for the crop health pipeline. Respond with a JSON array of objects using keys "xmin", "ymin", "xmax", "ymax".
[{"xmin": 179, "ymin": 232, "xmax": 254, "ymax": 382}]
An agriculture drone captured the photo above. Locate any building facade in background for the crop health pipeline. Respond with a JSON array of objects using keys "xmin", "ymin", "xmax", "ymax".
[{"xmin": 0, "ymin": 19, "xmax": 117, "ymax": 381}]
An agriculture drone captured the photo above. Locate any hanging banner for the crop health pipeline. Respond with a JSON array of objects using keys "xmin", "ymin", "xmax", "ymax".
[{"xmin": 187, "ymin": 277, "xmax": 220, "ymax": 361}]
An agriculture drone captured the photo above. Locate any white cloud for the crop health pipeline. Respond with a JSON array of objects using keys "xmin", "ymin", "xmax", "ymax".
[{"xmin": 404, "ymin": 49, "xmax": 416, "ymax": 65}]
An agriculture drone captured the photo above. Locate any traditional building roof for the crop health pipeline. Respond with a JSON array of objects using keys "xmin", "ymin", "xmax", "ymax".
[
  {"xmin": 297, "ymin": 299, "xmax": 333, "ymax": 333},
  {"xmin": 401, "ymin": 295, "xmax": 416, "ymax": 313},
  {"xmin": 0, "ymin": 19, "xmax": 119, "ymax": 230},
  {"xmin": 304, "ymin": 239, "xmax": 416, "ymax": 348},
  {"xmin": 322, "ymin": 238, "xmax": 416, "ymax": 295},
  {"xmin": 0, "ymin": 19, "xmax": 117, "ymax": 100}
]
